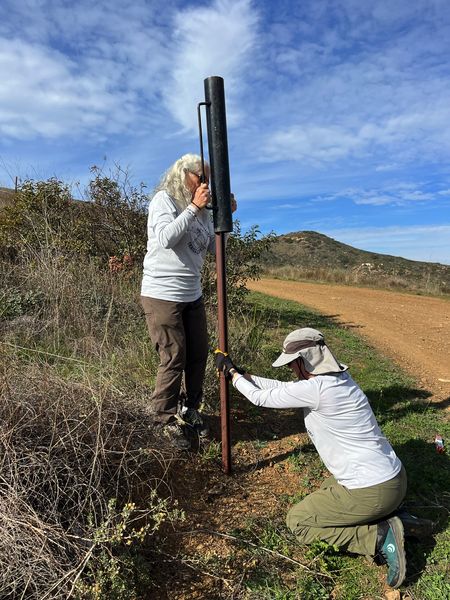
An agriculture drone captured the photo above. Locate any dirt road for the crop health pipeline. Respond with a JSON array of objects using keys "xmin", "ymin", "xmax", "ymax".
[{"xmin": 247, "ymin": 278, "xmax": 450, "ymax": 403}]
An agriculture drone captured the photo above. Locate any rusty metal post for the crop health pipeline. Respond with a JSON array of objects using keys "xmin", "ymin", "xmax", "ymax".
[
  {"xmin": 204, "ymin": 76, "xmax": 233, "ymax": 474},
  {"xmin": 215, "ymin": 232, "xmax": 231, "ymax": 474}
]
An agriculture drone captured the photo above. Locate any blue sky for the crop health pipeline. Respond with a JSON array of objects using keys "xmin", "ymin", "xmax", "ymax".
[{"xmin": 1, "ymin": 0, "xmax": 450, "ymax": 264}]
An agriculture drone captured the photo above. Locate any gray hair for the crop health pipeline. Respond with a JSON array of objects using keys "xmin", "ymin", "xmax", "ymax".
[{"xmin": 154, "ymin": 153, "xmax": 208, "ymax": 211}]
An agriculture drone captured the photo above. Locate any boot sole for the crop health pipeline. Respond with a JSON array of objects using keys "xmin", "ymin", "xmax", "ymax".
[{"xmin": 387, "ymin": 517, "xmax": 407, "ymax": 588}]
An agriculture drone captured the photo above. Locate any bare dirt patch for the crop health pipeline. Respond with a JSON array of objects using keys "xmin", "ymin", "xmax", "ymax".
[
  {"xmin": 248, "ymin": 278, "xmax": 450, "ymax": 406},
  {"xmin": 152, "ymin": 408, "xmax": 312, "ymax": 600}
]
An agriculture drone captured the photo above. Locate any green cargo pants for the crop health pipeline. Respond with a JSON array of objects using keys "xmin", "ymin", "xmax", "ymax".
[
  {"xmin": 286, "ymin": 466, "xmax": 407, "ymax": 556},
  {"xmin": 140, "ymin": 295, "xmax": 208, "ymax": 425}
]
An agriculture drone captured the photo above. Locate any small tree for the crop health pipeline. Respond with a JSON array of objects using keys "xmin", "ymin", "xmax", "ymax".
[{"xmin": 86, "ymin": 165, "xmax": 148, "ymax": 261}]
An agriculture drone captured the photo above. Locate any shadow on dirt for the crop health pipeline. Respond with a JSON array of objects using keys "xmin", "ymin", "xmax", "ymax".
[
  {"xmin": 203, "ymin": 391, "xmax": 307, "ymax": 443},
  {"xmin": 434, "ymin": 395, "xmax": 450, "ymax": 410}
]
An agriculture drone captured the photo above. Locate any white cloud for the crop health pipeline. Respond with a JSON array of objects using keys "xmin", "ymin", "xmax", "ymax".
[
  {"xmin": 163, "ymin": 0, "xmax": 259, "ymax": 132},
  {"xmin": 264, "ymin": 124, "xmax": 363, "ymax": 164},
  {"xmin": 263, "ymin": 99, "xmax": 450, "ymax": 166},
  {"xmin": 375, "ymin": 163, "xmax": 400, "ymax": 172},
  {"xmin": 310, "ymin": 183, "xmax": 446, "ymax": 206},
  {"xmin": 0, "ymin": 1, "xmax": 170, "ymax": 141},
  {"xmin": 0, "ymin": 0, "xmax": 259, "ymax": 141},
  {"xmin": 277, "ymin": 203, "xmax": 298, "ymax": 209},
  {"xmin": 0, "ymin": 39, "xmax": 137, "ymax": 139},
  {"xmin": 353, "ymin": 187, "xmax": 439, "ymax": 206},
  {"xmin": 257, "ymin": 2, "xmax": 450, "ymax": 169}
]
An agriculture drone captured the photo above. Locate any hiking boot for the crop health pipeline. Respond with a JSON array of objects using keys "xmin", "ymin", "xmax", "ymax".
[
  {"xmin": 395, "ymin": 509, "xmax": 433, "ymax": 539},
  {"xmin": 180, "ymin": 407, "xmax": 210, "ymax": 438},
  {"xmin": 376, "ymin": 516, "xmax": 407, "ymax": 588},
  {"xmin": 158, "ymin": 422, "xmax": 191, "ymax": 450}
]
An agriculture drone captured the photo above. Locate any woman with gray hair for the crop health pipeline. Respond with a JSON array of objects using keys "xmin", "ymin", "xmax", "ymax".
[{"xmin": 141, "ymin": 154, "xmax": 236, "ymax": 450}]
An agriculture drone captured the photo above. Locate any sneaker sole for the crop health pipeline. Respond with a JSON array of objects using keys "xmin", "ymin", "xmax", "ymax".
[{"xmin": 387, "ymin": 517, "xmax": 407, "ymax": 588}]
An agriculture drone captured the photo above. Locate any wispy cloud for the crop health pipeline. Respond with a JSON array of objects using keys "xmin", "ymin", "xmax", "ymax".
[
  {"xmin": 310, "ymin": 182, "xmax": 449, "ymax": 206},
  {"xmin": 375, "ymin": 163, "xmax": 400, "ymax": 172},
  {"xmin": 0, "ymin": 0, "xmax": 259, "ymax": 140},
  {"xmin": 256, "ymin": 1, "xmax": 450, "ymax": 169},
  {"xmin": 0, "ymin": 38, "xmax": 138, "ymax": 139},
  {"xmin": 163, "ymin": 0, "xmax": 259, "ymax": 132},
  {"xmin": 277, "ymin": 203, "xmax": 299, "ymax": 210},
  {"xmin": 262, "ymin": 102, "xmax": 450, "ymax": 167},
  {"xmin": 0, "ymin": 1, "xmax": 170, "ymax": 140}
]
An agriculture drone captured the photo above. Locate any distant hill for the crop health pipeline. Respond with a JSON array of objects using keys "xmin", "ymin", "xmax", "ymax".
[
  {"xmin": 263, "ymin": 231, "xmax": 450, "ymax": 294},
  {"xmin": 2, "ymin": 185, "xmax": 449, "ymax": 294}
]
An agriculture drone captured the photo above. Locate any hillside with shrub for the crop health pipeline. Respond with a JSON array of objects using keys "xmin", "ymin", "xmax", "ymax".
[{"xmin": 3, "ymin": 184, "xmax": 449, "ymax": 295}]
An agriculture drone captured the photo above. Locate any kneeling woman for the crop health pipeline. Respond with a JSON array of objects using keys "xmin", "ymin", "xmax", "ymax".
[{"xmin": 216, "ymin": 328, "xmax": 409, "ymax": 589}]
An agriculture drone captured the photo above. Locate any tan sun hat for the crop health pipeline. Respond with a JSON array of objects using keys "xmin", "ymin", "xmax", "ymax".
[{"xmin": 272, "ymin": 327, "xmax": 348, "ymax": 374}]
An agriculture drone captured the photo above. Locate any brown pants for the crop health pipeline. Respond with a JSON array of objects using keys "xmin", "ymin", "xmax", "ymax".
[
  {"xmin": 140, "ymin": 295, "xmax": 208, "ymax": 425},
  {"xmin": 286, "ymin": 466, "xmax": 407, "ymax": 556}
]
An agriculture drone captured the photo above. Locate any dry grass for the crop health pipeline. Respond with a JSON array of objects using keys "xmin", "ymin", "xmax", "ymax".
[
  {"xmin": 1, "ymin": 240, "xmax": 449, "ymax": 598},
  {"xmin": 263, "ymin": 264, "xmax": 450, "ymax": 296},
  {"xmin": 0, "ymin": 346, "xmax": 183, "ymax": 599},
  {"xmin": 0, "ymin": 248, "xmax": 183, "ymax": 598}
]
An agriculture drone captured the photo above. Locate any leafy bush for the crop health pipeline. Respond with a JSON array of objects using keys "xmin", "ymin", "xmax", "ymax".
[
  {"xmin": 0, "ymin": 168, "xmax": 148, "ymax": 262},
  {"xmin": 86, "ymin": 165, "xmax": 148, "ymax": 260},
  {"xmin": 0, "ymin": 178, "xmax": 89, "ymax": 256},
  {"xmin": 0, "ymin": 286, "xmax": 44, "ymax": 319}
]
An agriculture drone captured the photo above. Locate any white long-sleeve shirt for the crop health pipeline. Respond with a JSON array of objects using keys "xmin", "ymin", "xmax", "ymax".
[
  {"xmin": 233, "ymin": 371, "xmax": 401, "ymax": 489},
  {"xmin": 141, "ymin": 190, "xmax": 216, "ymax": 302}
]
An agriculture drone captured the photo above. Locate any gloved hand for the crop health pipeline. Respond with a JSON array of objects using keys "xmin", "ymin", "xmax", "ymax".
[{"xmin": 214, "ymin": 349, "xmax": 245, "ymax": 379}]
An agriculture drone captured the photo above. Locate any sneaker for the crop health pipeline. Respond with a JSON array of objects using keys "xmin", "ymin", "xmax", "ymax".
[
  {"xmin": 158, "ymin": 422, "xmax": 191, "ymax": 450},
  {"xmin": 377, "ymin": 516, "xmax": 407, "ymax": 588},
  {"xmin": 180, "ymin": 407, "xmax": 210, "ymax": 438},
  {"xmin": 395, "ymin": 509, "xmax": 433, "ymax": 539}
]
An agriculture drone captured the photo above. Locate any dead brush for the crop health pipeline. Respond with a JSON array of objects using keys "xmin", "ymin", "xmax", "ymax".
[{"xmin": 0, "ymin": 354, "xmax": 182, "ymax": 599}]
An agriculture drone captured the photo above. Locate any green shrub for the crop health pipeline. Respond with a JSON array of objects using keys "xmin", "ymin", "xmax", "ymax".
[
  {"xmin": 86, "ymin": 166, "xmax": 148, "ymax": 260},
  {"xmin": 0, "ymin": 286, "xmax": 44, "ymax": 319},
  {"xmin": 0, "ymin": 169, "xmax": 148, "ymax": 262},
  {"xmin": 0, "ymin": 178, "xmax": 88, "ymax": 256}
]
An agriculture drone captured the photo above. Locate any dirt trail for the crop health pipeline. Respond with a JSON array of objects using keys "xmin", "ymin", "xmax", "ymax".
[{"xmin": 248, "ymin": 278, "xmax": 450, "ymax": 404}]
